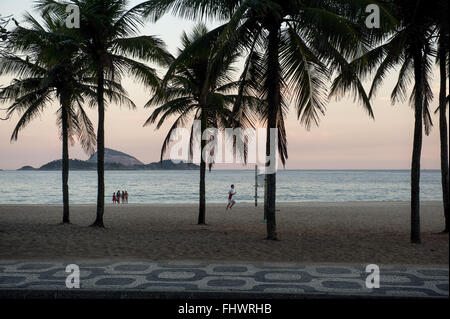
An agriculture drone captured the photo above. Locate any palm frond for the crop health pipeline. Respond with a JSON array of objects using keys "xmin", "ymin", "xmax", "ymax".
[
  {"xmin": 10, "ymin": 90, "xmax": 52, "ymax": 141},
  {"xmin": 112, "ymin": 35, "xmax": 173, "ymax": 66},
  {"xmin": 281, "ymin": 25, "xmax": 328, "ymax": 129}
]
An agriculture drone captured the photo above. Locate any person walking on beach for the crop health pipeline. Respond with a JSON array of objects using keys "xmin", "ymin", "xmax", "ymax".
[
  {"xmin": 113, "ymin": 192, "xmax": 116, "ymax": 204},
  {"xmin": 116, "ymin": 190, "xmax": 121, "ymax": 204},
  {"xmin": 226, "ymin": 184, "xmax": 236, "ymax": 210},
  {"xmin": 121, "ymin": 190, "xmax": 125, "ymax": 204},
  {"xmin": 124, "ymin": 191, "xmax": 128, "ymax": 204}
]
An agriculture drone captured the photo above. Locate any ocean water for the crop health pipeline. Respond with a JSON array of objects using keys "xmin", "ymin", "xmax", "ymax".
[{"xmin": 0, "ymin": 170, "xmax": 443, "ymax": 204}]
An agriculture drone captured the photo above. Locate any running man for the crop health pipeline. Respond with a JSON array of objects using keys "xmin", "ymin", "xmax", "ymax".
[{"xmin": 226, "ymin": 184, "xmax": 236, "ymax": 210}]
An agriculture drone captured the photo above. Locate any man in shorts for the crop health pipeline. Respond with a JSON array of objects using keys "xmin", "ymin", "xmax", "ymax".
[{"xmin": 226, "ymin": 184, "xmax": 236, "ymax": 210}]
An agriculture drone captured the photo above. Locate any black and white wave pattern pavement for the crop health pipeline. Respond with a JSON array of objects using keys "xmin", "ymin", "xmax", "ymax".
[{"xmin": 0, "ymin": 260, "xmax": 448, "ymax": 298}]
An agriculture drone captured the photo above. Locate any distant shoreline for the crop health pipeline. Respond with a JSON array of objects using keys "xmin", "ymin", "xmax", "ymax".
[
  {"xmin": 12, "ymin": 149, "xmax": 200, "ymax": 171},
  {"xmin": 15, "ymin": 159, "xmax": 200, "ymax": 171}
]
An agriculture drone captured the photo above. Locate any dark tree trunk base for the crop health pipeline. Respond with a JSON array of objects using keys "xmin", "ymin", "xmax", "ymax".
[{"xmin": 90, "ymin": 222, "xmax": 105, "ymax": 228}]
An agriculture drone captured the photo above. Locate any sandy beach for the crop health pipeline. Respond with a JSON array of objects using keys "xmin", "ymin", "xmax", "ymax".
[{"xmin": 0, "ymin": 202, "xmax": 447, "ymax": 265}]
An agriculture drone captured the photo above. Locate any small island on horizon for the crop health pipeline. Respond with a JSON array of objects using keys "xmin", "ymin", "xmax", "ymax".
[{"xmin": 16, "ymin": 148, "xmax": 199, "ymax": 171}]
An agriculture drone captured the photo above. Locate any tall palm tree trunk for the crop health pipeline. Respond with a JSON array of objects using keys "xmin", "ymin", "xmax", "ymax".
[
  {"xmin": 438, "ymin": 41, "xmax": 449, "ymax": 233},
  {"xmin": 61, "ymin": 94, "xmax": 70, "ymax": 224},
  {"xmin": 93, "ymin": 64, "xmax": 105, "ymax": 227},
  {"xmin": 265, "ymin": 23, "xmax": 281, "ymax": 240},
  {"xmin": 411, "ymin": 48, "xmax": 423, "ymax": 244},
  {"xmin": 198, "ymin": 107, "xmax": 207, "ymax": 225}
]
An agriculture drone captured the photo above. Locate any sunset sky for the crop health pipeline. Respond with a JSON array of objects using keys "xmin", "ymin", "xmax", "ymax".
[{"xmin": 0, "ymin": 0, "xmax": 444, "ymax": 170}]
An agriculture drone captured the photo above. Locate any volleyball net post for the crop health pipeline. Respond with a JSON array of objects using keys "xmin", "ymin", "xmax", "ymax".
[{"xmin": 255, "ymin": 165, "xmax": 266, "ymax": 209}]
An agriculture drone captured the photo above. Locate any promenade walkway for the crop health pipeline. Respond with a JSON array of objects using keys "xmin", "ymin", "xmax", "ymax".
[{"xmin": 0, "ymin": 260, "xmax": 447, "ymax": 298}]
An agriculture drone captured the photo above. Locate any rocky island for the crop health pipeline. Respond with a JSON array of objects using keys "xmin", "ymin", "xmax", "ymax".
[{"xmin": 18, "ymin": 148, "xmax": 199, "ymax": 171}]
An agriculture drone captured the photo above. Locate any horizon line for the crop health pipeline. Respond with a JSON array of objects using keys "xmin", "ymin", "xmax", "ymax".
[{"xmin": 0, "ymin": 168, "xmax": 441, "ymax": 171}]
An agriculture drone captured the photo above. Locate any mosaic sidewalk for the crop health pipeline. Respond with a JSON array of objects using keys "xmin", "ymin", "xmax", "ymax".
[{"xmin": 0, "ymin": 260, "xmax": 448, "ymax": 298}]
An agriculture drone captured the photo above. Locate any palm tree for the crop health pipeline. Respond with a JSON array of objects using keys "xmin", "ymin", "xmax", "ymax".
[
  {"xmin": 0, "ymin": 14, "xmax": 12, "ymax": 42},
  {"xmin": 435, "ymin": 0, "xmax": 449, "ymax": 233},
  {"xmin": 37, "ymin": 0, "xmax": 172, "ymax": 227},
  {"xmin": 333, "ymin": 0, "xmax": 437, "ymax": 243},
  {"xmin": 145, "ymin": 23, "xmax": 259, "ymax": 224},
  {"xmin": 0, "ymin": 12, "xmax": 96, "ymax": 223},
  {"xmin": 139, "ymin": 0, "xmax": 378, "ymax": 239}
]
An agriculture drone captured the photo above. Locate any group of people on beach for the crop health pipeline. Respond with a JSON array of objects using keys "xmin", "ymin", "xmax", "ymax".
[
  {"xmin": 111, "ymin": 185, "xmax": 236, "ymax": 207},
  {"xmin": 113, "ymin": 190, "xmax": 128, "ymax": 204}
]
